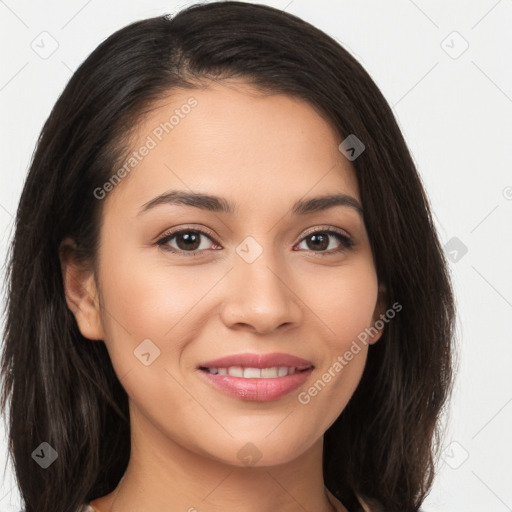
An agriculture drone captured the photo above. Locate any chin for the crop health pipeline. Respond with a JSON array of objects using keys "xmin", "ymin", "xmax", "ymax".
[{"xmin": 205, "ymin": 435, "xmax": 315, "ymax": 469}]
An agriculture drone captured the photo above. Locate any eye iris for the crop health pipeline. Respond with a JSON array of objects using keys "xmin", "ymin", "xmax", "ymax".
[
  {"xmin": 307, "ymin": 233, "xmax": 329, "ymax": 251},
  {"xmin": 177, "ymin": 231, "xmax": 201, "ymax": 251}
]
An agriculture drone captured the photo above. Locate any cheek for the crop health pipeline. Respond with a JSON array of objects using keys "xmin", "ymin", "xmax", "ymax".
[
  {"xmin": 295, "ymin": 259, "xmax": 377, "ymax": 407},
  {"xmin": 327, "ymin": 278, "xmax": 378, "ymax": 345},
  {"xmin": 95, "ymin": 242, "xmax": 229, "ymax": 385},
  {"xmin": 300, "ymin": 258, "xmax": 379, "ymax": 346},
  {"xmin": 97, "ymin": 244, "xmax": 210, "ymax": 337},
  {"xmin": 294, "ymin": 273, "xmax": 375, "ymax": 433}
]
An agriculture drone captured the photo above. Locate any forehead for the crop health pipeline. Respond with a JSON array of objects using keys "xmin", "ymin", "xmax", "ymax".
[{"xmin": 103, "ymin": 80, "xmax": 360, "ymax": 216}]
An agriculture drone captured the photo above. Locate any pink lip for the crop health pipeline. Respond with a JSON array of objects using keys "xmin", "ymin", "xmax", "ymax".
[
  {"xmin": 198, "ymin": 352, "xmax": 314, "ymax": 402},
  {"xmin": 198, "ymin": 352, "xmax": 313, "ymax": 370}
]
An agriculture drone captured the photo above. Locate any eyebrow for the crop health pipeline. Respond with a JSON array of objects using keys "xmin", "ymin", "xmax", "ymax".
[{"xmin": 138, "ymin": 190, "xmax": 363, "ymax": 218}]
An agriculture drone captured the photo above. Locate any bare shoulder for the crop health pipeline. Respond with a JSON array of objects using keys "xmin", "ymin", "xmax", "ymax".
[
  {"xmin": 356, "ymin": 493, "xmax": 387, "ymax": 512},
  {"xmin": 326, "ymin": 488, "xmax": 350, "ymax": 512},
  {"xmin": 327, "ymin": 488, "xmax": 386, "ymax": 512},
  {"xmin": 78, "ymin": 506, "xmax": 96, "ymax": 512}
]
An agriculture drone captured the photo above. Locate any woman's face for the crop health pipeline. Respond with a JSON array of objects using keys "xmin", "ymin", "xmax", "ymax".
[{"xmin": 79, "ymin": 80, "xmax": 384, "ymax": 467}]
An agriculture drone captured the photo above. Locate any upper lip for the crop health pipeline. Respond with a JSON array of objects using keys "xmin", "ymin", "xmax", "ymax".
[{"xmin": 198, "ymin": 352, "xmax": 314, "ymax": 370}]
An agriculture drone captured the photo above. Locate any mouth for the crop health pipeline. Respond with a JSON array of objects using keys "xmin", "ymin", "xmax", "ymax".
[
  {"xmin": 197, "ymin": 352, "xmax": 314, "ymax": 401},
  {"xmin": 200, "ymin": 366, "xmax": 308, "ymax": 378}
]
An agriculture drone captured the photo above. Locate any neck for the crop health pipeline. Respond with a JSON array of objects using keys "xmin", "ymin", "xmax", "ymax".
[{"xmin": 91, "ymin": 401, "xmax": 346, "ymax": 512}]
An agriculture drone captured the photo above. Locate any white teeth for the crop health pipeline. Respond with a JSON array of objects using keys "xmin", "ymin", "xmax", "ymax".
[
  {"xmin": 278, "ymin": 366, "xmax": 288, "ymax": 377},
  {"xmin": 206, "ymin": 366, "xmax": 301, "ymax": 378},
  {"xmin": 227, "ymin": 366, "xmax": 244, "ymax": 377},
  {"xmin": 243, "ymin": 367, "xmax": 261, "ymax": 378},
  {"xmin": 261, "ymin": 367, "xmax": 279, "ymax": 378}
]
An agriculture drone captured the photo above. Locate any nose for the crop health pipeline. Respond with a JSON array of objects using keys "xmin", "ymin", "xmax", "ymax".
[{"xmin": 219, "ymin": 249, "xmax": 302, "ymax": 335}]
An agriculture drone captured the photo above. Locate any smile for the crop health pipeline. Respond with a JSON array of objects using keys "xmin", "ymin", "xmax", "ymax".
[
  {"xmin": 197, "ymin": 352, "xmax": 314, "ymax": 401},
  {"xmin": 202, "ymin": 366, "xmax": 302, "ymax": 378}
]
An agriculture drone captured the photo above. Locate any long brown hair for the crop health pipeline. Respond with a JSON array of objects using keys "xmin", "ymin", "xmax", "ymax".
[{"xmin": 1, "ymin": 2, "xmax": 455, "ymax": 511}]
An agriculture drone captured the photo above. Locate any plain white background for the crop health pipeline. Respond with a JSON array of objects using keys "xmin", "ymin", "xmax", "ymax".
[{"xmin": 0, "ymin": 1, "xmax": 511, "ymax": 511}]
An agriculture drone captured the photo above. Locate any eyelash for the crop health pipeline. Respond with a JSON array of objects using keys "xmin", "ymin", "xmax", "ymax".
[{"xmin": 155, "ymin": 225, "xmax": 354, "ymax": 258}]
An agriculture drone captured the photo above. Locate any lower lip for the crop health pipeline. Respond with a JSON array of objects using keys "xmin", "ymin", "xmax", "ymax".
[{"xmin": 199, "ymin": 368, "xmax": 314, "ymax": 401}]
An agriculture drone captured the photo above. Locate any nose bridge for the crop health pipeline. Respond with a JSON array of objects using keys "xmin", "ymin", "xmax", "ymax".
[
  {"xmin": 220, "ymin": 234, "xmax": 301, "ymax": 332},
  {"xmin": 236, "ymin": 234, "xmax": 289, "ymax": 304}
]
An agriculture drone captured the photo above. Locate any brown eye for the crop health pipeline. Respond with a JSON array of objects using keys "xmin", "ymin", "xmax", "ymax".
[
  {"xmin": 156, "ymin": 229, "xmax": 218, "ymax": 255},
  {"xmin": 296, "ymin": 229, "xmax": 353, "ymax": 254},
  {"xmin": 305, "ymin": 233, "xmax": 330, "ymax": 251},
  {"xmin": 173, "ymin": 231, "xmax": 202, "ymax": 251}
]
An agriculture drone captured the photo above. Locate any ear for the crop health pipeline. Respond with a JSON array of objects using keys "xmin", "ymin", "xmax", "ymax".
[
  {"xmin": 368, "ymin": 282, "xmax": 388, "ymax": 345},
  {"xmin": 59, "ymin": 237, "xmax": 105, "ymax": 341}
]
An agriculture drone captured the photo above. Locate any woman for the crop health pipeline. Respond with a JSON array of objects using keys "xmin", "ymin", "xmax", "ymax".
[{"xmin": 0, "ymin": 2, "xmax": 455, "ymax": 511}]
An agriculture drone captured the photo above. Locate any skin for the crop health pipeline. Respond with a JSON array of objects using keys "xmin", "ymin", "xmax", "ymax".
[{"xmin": 61, "ymin": 79, "xmax": 385, "ymax": 512}]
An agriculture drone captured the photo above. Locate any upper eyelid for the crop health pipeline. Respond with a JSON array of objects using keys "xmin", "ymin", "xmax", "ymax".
[
  {"xmin": 156, "ymin": 225, "xmax": 218, "ymax": 243},
  {"xmin": 156, "ymin": 225, "xmax": 352, "ymax": 247},
  {"xmin": 300, "ymin": 224, "xmax": 351, "ymax": 239}
]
